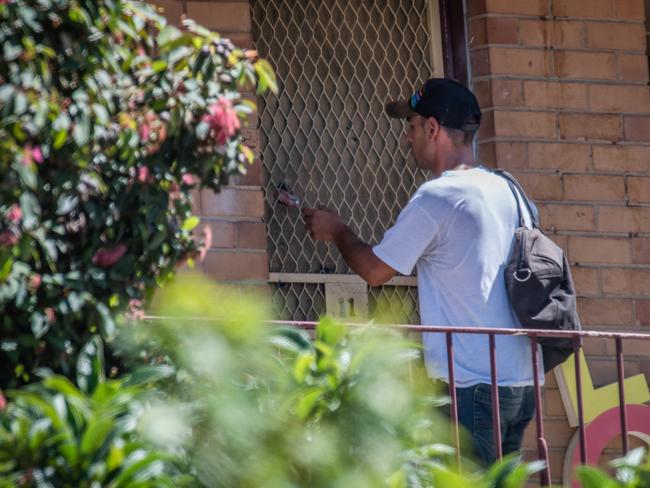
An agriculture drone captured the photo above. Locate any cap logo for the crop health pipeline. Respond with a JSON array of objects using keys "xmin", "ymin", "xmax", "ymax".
[{"xmin": 409, "ymin": 85, "xmax": 425, "ymax": 109}]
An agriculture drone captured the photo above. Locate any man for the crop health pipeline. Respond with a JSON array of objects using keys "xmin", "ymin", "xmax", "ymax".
[{"xmin": 302, "ymin": 78, "xmax": 538, "ymax": 464}]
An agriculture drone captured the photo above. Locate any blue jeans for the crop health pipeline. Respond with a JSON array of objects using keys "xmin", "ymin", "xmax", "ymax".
[{"xmin": 455, "ymin": 384, "xmax": 535, "ymax": 465}]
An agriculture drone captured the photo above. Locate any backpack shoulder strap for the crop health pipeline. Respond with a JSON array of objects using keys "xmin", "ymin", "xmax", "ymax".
[{"xmin": 493, "ymin": 169, "xmax": 540, "ymax": 228}]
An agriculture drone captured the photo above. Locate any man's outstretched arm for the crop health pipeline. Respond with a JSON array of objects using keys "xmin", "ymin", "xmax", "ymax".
[{"xmin": 303, "ymin": 206, "xmax": 396, "ymax": 287}]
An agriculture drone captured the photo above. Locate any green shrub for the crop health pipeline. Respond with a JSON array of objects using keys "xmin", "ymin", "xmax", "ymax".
[
  {"xmin": 0, "ymin": 0, "xmax": 275, "ymax": 387},
  {"xmin": 0, "ymin": 335, "xmax": 195, "ymax": 487}
]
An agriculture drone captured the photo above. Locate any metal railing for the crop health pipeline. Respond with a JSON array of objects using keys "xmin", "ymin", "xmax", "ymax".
[{"xmin": 269, "ymin": 320, "xmax": 650, "ymax": 486}]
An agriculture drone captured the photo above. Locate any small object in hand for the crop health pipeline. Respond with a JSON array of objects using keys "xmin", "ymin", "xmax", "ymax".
[{"xmin": 276, "ymin": 183, "xmax": 301, "ymax": 208}]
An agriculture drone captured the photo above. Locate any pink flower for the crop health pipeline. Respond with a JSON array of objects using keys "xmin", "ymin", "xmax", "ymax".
[
  {"xmin": 0, "ymin": 392, "xmax": 5, "ymax": 411},
  {"xmin": 92, "ymin": 244, "xmax": 127, "ymax": 267},
  {"xmin": 28, "ymin": 273, "xmax": 42, "ymax": 291},
  {"xmin": 139, "ymin": 123, "xmax": 150, "ymax": 142},
  {"xmin": 137, "ymin": 166, "xmax": 151, "ymax": 183},
  {"xmin": 199, "ymin": 224, "xmax": 212, "ymax": 262},
  {"xmin": 181, "ymin": 173, "xmax": 196, "ymax": 186},
  {"xmin": 45, "ymin": 307, "xmax": 56, "ymax": 324},
  {"xmin": 22, "ymin": 145, "xmax": 44, "ymax": 166},
  {"xmin": 6, "ymin": 204, "xmax": 21, "ymax": 223},
  {"xmin": 202, "ymin": 97, "xmax": 240, "ymax": 145},
  {"xmin": 0, "ymin": 229, "xmax": 18, "ymax": 246}
]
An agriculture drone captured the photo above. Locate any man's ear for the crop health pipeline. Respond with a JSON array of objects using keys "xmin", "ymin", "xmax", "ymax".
[{"xmin": 427, "ymin": 117, "xmax": 440, "ymax": 140}]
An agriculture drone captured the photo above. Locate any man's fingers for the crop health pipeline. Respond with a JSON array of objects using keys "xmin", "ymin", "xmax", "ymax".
[{"xmin": 302, "ymin": 207, "xmax": 316, "ymax": 217}]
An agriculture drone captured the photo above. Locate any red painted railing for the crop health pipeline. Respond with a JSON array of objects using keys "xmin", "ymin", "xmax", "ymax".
[{"xmin": 267, "ymin": 320, "xmax": 650, "ymax": 486}]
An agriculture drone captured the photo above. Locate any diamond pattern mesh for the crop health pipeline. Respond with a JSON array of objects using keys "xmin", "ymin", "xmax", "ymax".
[{"xmin": 253, "ymin": 0, "xmax": 434, "ymax": 321}]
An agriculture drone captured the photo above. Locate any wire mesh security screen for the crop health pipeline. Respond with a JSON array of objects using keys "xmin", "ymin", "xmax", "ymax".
[{"xmin": 252, "ymin": 0, "xmax": 435, "ymax": 321}]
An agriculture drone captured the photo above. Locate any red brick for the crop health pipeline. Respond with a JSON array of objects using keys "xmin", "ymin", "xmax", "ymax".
[
  {"xmin": 473, "ymin": 80, "xmax": 492, "ymax": 107},
  {"xmin": 483, "ymin": 141, "xmax": 529, "ymax": 169},
  {"xmin": 572, "ymin": 266, "xmax": 600, "ymax": 294},
  {"xmin": 624, "ymin": 116, "xmax": 650, "ymax": 141},
  {"xmin": 227, "ymin": 32, "xmax": 255, "ymax": 49},
  {"xmin": 619, "ymin": 54, "xmax": 650, "ymax": 82},
  {"xmin": 490, "ymin": 79, "xmax": 524, "ymax": 107},
  {"xmin": 485, "ymin": 0, "xmax": 547, "ymax": 15},
  {"xmin": 583, "ymin": 337, "xmax": 608, "ymax": 354},
  {"xmin": 186, "ymin": 2, "xmax": 251, "ymax": 33},
  {"xmin": 544, "ymin": 388, "xmax": 567, "ymax": 417},
  {"xmin": 605, "ymin": 337, "xmax": 650, "ymax": 356},
  {"xmin": 589, "ymin": 358, "xmax": 641, "ymax": 387},
  {"xmin": 230, "ymin": 158, "xmax": 263, "ymax": 186},
  {"xmin": 593, "ymin": 145, "xmax": 650, "ymax": 172},
  {"xmin": 528, "ymin": 143, "xmax": 591, "ymax": 171},
  {"xmin": 578, "ymin": 298, "xmax": 634, "ymax": 326},
  {"xmin": 598, "ymin": 206, "xmax": 650, "ymax": 232},
  {"xmin": 470, "ymin": 48, "xmax": 491, "ymax": 77},
  {"xmin": 201, "ymin": 187, "xmax": 265, "ymax": 217},
  {"xmin": 150, "ymin": 0, "xmax": 185, "ymax": 26},
  {"xmin": 511, "ymin": 172, "xmax": 564, "ymax": 200},
  {"xmin": 553, "ymin": 0, "xmax": 615, "ymax": 18},
  {"xmin": 601, "ymin": 268, "xmax": 650, "ymax": 295},
  {"xmin": 519, "ymin": 20, "xmax": 584, "ymax": 48},
  {"xmin": 588, "ymin": 85, "xmax": 650, "ymax": 112},
  {"xmin": 563, "ymin": 175, "xmax": 625, "ymax": 202},
  {"xmin": 203, "ymin": 250, "xmax": 268, "ymax": 281},
  {"xmin": 632, "ymin": 238, "xmax": 650, "ymax": 264},
  {"xmin": 615, "ymin": 0, "xmax": 646, "ymax": 19},
  {"xmin": 477, "ymin": 110, "xmax": 496, "ymax": 140},
  {"xmin": 569, "ymin": 237, "xmax": 631, "ymax": 264},
  {"xmin": 486, "ymin": 17, "xmax": 519, "ymax": 44},
  {"xmin": 555, "ymin": 51, "xmax": 617, "ymax": 80},
  {"xmin": 539, "ymin": 418, "xmax": 575, "ymax": 447},
  {"xmin": 585, "ymin": 22, "xmax": 646, "ymax": 50},
  {"xmin": 559, "ymin": 114, "xmax": 621, "ymax": 141},
  {"xmin": 494, "ymin": 111, "xmax": 557, "ymax": 138},
  {"xmin": 538, "ymin": 204, "xmax": 595, "ymax": 231},
  {"xmin": 628, "ymin": 177, "xmax": 650, "ymax": 204},
  {"xmin": 190, "ymin": 188, "xmax": 201, "ymax": 215},
  {"xmin": 467, "ymin": 0, "xmax": 487, "ymax": 16},
  {"xmin": 204, "ymin": 220, "xmax": 236, "ymax": 248},
  {"xmin": 469, "ymin": 17, "xmax": 487, "ymax": 47},
  {"xmin": 637, "ymin": 300, "xmax": 650, "ymax": 325},
  {"xmin": 236, "ymin": 221, "xmax": 266, "ymax": 249},
  {"xmin": 524, "ymin": 81, "xmax": 588, "ymax": 109},
  {"xmin": 489, "ymin": 47, "xmax": 553, "ymax": 77}
]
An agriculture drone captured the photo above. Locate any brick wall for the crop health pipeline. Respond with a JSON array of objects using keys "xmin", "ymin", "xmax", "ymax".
[
  {"xmin": 468, "ymin": 0, "xmax": 650, "ymax": 481},
  {"xmin": 150, "ymin": 0, "xmax": 269, "ymax": 290}
]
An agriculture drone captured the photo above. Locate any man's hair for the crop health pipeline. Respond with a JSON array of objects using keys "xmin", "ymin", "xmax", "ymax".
[{"xmin": 442, "ymin": 125, "xmax": 476, "ymax": 147}]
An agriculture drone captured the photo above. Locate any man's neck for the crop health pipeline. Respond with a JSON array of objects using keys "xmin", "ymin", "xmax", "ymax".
[{"xmin": 445, "ymin": 148, "xmax": 476, "ymax": 172}]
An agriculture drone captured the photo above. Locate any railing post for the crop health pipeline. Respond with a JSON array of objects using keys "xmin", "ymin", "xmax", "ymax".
[
  {"xmin": 446, "ymin": 332, "xmax": 461, "ymax": 469},
  {"xmin": 531, "ymin": 334, "xmax": 551, "ymax": 486},
  {"xmin": 615, "ymin": 337, "xmax": 629, "ymax": 455},
  {"xmin": 489, "ymin": 333, "xmax": 502, "ymax": 460},
  {"xmin": 573, "ymin": 336, "xmax": 587, "ymax": 465}
]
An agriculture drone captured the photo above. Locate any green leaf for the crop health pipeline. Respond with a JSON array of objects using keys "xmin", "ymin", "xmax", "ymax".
[
  {"xmin": 576, "ymin": 466, "xmax": 619, "ymax": 488},
  {"xmin": 80, "ymin": 416, "xmax": 115, "ymax": 456},
  {"xmin": 317, "ymin": 316, "xmax": 346, "ymax": 346},
  {"xmin": 254, "ymin": 59, "xmax": 278, "ymax": 94},
  {"xmin": 181, "ymin": 216, "xmax": 200, "ymax": 231},
  {"xmin": 152, "ymin": 60, "xmax": 168, "ymax": 73},
  {"xmin": 73, "ymin": 115, "xmax": 91, "ymax": 146},
  {"xmin": 30, "ymin": 312, "xmax": 49, "ymax": 339},
  {"xmin": 76, "ymin": 335, "xmax": 105, "ymax": 395},
  {"xmin": 296, "ymin": 387, "xmax": 325, "ymax": 419},
  {"xmin": 18, "ymin": 191, "xmax": 41, "ymax": 229}
]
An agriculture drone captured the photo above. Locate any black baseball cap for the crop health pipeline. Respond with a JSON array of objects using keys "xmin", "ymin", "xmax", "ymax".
[{"xmin": 385, "ymin": 78, "xmax": 481, "ymax": 132}]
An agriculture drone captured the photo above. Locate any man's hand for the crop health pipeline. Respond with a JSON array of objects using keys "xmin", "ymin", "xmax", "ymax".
[
  {"xmin": 302, "ymin": 205, "xmax": 347, "ymax": 242},
  {"xmin": 302, "ymin": 205, "xmax": 397, "ymax": 286}
]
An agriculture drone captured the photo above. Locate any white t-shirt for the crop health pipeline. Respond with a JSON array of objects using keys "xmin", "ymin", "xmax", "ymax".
[{"xmin": 372, "ymin": 166, "xmax": 542, "ymax": 387}]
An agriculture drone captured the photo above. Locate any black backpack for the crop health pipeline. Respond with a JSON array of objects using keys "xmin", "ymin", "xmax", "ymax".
[{"xmin": 495, "ymin": 170, "xmax": 581, "ymax": 372}]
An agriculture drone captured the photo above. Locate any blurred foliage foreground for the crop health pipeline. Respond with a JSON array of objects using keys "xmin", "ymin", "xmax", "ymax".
[
  {"xmin": 0, "ymin": 277, "xmax": 553, "ymax": 488},
  {"xmin": 0, "ymin": 278, "xmax": 648, "ymax": 487}
]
